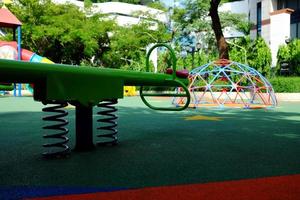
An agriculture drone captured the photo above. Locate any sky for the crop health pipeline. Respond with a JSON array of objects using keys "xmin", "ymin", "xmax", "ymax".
[
  {"xmin": 160, "ymin": 0, "xmax": 173, "ymax": 7},
  {"xmin": 160, "ymin": 0, "xmax": 182, "ymax": 8}
]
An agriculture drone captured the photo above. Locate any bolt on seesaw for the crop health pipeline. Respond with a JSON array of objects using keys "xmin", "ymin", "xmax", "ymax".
[{"xmin": 0, "ymin": 44, "xmax": 191, "ymax": 158}]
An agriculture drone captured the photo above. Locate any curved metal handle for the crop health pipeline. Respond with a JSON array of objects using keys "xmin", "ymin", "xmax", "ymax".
[
  {"xmin": 140, "ymin": 79, "xmax": 191, "ymax": 111},
  {"xmin": 146, "ymin": 43, "xmax": 177, "ymax": 80}
]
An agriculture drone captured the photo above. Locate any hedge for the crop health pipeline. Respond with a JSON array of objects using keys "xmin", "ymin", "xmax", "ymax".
[{"xmin": 269, "ymin": 77, "xmax": 300, "ymax": 93}]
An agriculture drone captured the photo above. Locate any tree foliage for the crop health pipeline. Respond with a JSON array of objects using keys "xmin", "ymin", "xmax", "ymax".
[
  {"xmin": 247, "ymin": 37, "xmax": 272, "ymax": 77},
  {"xmin": 80, "ymin": 0, "xmax": 158, "ymax": 5},
  {"xmin": 228, "ymin": 36, "xmax": 272, "ymax": 77},
  {"xmin": 102, "ymin": 21, "xmax": 171, "ymax": 70},
  {"xmin": 228, "ymin": 36, "xmax": 250, "ymax": 63},
  {"xmin": 7, "ymin": 0, "xmax": 115, "ymax": 65},
  {"xmin": 172, "ymin": 0, "xmax": 249, "ymax": 60},
  {"xmin": 4, "ymin": 0, "xmax": 169, "ymax": 68},
  {"xmin": 2, "ymin": 0, "xmax": 255, "ymax": 71}
]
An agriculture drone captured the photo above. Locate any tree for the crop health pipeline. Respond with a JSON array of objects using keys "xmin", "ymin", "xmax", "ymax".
[
  {"xmin": 209, "ymin": 0, "xmax": 228, "ymax": 59},
  {"xmin": 247, "ymin": 37, "xmax": 272, "ymax": 77},
  {"xmin": 79, "ymin": 0, "xmax": 159, "ymax": 5},
  {"xmin": 173, "ymin": 0, "xmax": 246, "ymax": 60},
  {"xmin": 102, "ymin": 18, "xmax": 171, "ymax": 70},
  {"xmin": 7, "ymin": 0, "xmax": 115, "ymax": 65},
  {"xmin": 5, "ymin": 0, "xmax": 170, "ymax": 68},
  {"xmin": 209, "ymin": 0, "xmax": 244, "ymax": 59}
]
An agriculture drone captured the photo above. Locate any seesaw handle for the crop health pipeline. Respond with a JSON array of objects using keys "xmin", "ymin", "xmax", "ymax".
[
  {"xmin": 142, "ymin": 43, "xmax": 191, "ymax": 111},
  {"xmin": 146, "ymin": 43, "xmax": 177, "ymax": 80},
  {"xmin": 140, "ymin": 79, "xmax": 190, "ymax": 111}
]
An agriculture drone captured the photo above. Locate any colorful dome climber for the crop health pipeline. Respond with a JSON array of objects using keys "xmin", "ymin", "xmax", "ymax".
[{"xmin": 174, "ymin": 59, "xmax": 277, "ymax": 109}]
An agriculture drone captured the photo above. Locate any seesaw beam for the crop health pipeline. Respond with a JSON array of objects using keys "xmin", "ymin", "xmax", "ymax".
[
  {"xmin": 0, "ymin": 59, "xmax": 189, "ymax": 155},
  {"xmin": 0, "ymin": 59, "xmax": 188, "ymax": 106}
]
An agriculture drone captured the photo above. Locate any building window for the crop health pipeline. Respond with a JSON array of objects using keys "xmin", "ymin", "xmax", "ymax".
[
  {"xmin": 290, "ymin": 22, "xmax": 300, "ymax": 39},
  {"xmin": 291, "ymin": 23, "xmax": 297, "ymax": 38},
  {"xmin": 278, "ymin": 0, "xmax": 300, "ymax": 10},
  {"xmin": 257, "ymin": 2, "xmax": 262, "ymax": 36},
  {"xmin": 287, "ymin": 1, "xmax": 297, "ymax": 10},
  {"xmin": 277, "ymin": 0, "xmax": 285, "ymax": 9}
]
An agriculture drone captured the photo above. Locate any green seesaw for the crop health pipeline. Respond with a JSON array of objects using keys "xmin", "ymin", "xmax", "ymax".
[{"xmin": 0, "ymin": 44, "xmax": 190, "ymax": 158}]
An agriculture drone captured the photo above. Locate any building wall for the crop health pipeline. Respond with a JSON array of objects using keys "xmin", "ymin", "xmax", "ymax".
[
  {"xmin": 249, "ymin": 0, "xmax": 258, "ymax": 40},
  {"xmin": 219, "ymin": 0, "xmax": 249, "ymax": 14},
  {"xmin": 270, "ymin": 10, "xmax": 293, "ymax": 66},
  {"xmin": 0, "ymin": 0, "xmax": 12, "ymax": 4},
  {"xmin": 271, "ymin": 0, "xmax": 277, "ymax": 12},
  {"xmin": 219, "ymin": 0, "xmax": 249, "ymax": 38},
  {"xmin": 249, "ymin": 0, "xmax": 272, "ymax": 44},
  {"xmin": 261, "ymin": 0, "xmax": 270, "ymax": 44},
  {"xmin": 249, "ymin": 0, "xmax": 294, "ymax": 67},
  {"xmin": 51, "ymin": 0, "xmax": 167, "ymax": 27}
]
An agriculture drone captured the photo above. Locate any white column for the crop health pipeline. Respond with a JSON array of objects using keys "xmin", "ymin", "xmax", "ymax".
[{"xmin": 270, "ymin": 9, "xmax": 294, "ymax": 67}]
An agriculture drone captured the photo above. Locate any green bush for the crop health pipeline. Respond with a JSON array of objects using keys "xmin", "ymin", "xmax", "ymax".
[
  {"xmin": 229, "ymin": 37, "xmax": 272, "ymax": 77},
  {"xmin": 269, "ymin": 77, "xmax": 300, "ymax": 93},
  {"xmin": 229, "ymin": 36, "xmax": 251, "ymax": 64},
  {"xmin": 277, "ymin": 39, "xmax": 300, "ymax": 75},
  {"xmin": 247, "ymin": 37, "xmax": 272, "ymax": 77}
]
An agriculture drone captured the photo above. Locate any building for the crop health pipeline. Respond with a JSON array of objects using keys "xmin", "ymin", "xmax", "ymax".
[
  {"xmin": 0, "ymin": 0, "xmax": 12, "ymax": 4},
  {"xmin": 249, "ymin": 0, "xmax": 298, "ymax": 66},
  {"xmin": 51, "ymin": 0, "xmax": 167, "ymax": 27},
  {"xmin": 220, "ymin": 0, "xmax": 300, "ymax": 67},
  {"xmin": 219, "ymin": 0, "xmax": 249, "ymax": 39}
]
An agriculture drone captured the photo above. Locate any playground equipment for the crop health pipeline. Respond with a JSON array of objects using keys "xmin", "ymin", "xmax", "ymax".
[
  {"xmin": 124, "ymin": 86, "xmax": 136, "ymax": 96},
  {"xmin": 140, "ymin": 44, "xmax": 190, "ymax": 111},
  {"xmin": 0, "ymin": 7, "xmax": 21, "ymax": 92},
  {"xmin": 0, "ymin": 41, "xmax": 53, "ymax": 94},
  {"xmin": 174, "ymin": 59, "xmax": 277, "ymax": 109},
  {"xmin": 0, "ymin": 7, "xmax": 53, "ymax": 95},
  {"xmin": 0, "ymin": 43, "xmax": 190, "ymax": 158},
  {"xmin": 0, "ymin": 41, "xmax": 53, "ymax": 63}
]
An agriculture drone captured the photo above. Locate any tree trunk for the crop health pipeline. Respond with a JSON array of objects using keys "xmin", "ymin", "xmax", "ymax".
[{"xmin": 209, "ymin": 0, "xmax": 229, "ymax": 59}]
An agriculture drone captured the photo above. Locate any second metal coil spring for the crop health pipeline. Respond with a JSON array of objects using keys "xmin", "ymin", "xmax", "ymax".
[
  {"xmin": 42, "ymin": 101, "xmax": 70, "ymax": 158},
  {"xmin": 97, "ymin": 99, "xmax": 118, "ymax": 145}
]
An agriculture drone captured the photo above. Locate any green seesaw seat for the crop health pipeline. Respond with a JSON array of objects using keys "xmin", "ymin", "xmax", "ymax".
[{"xmin": 165, "ymin": 68, "xmax": 189, "ymax": 78}]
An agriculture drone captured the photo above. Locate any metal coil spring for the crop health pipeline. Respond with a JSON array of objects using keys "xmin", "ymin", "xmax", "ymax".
[
  {"xmin": 97, "ymin": 99, "xmax": 118, "ymax": 145},
  {"xmin": 42, "ymin": 101, "xmax": 70, "ymax": 158}
]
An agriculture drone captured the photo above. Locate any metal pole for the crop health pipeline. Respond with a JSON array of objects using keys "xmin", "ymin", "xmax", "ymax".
[
  {"xmin": 74, "ymin": 104, "xmax": 95, "ymax": 151},
  {"xmin": 17, "ymin": 26, "xmax": 22, "ymax": 96}
]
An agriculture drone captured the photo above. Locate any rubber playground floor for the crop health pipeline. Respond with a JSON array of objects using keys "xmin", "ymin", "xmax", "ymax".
[{"xmin": 0, "ymin": 96, "xmax": 300, "ymax": 199}]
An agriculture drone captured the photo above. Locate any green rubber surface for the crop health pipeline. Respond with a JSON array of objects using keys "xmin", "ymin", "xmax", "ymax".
[{"xmin": 0, "ymin": 96, "xmax": 300, "ymax": 188}]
